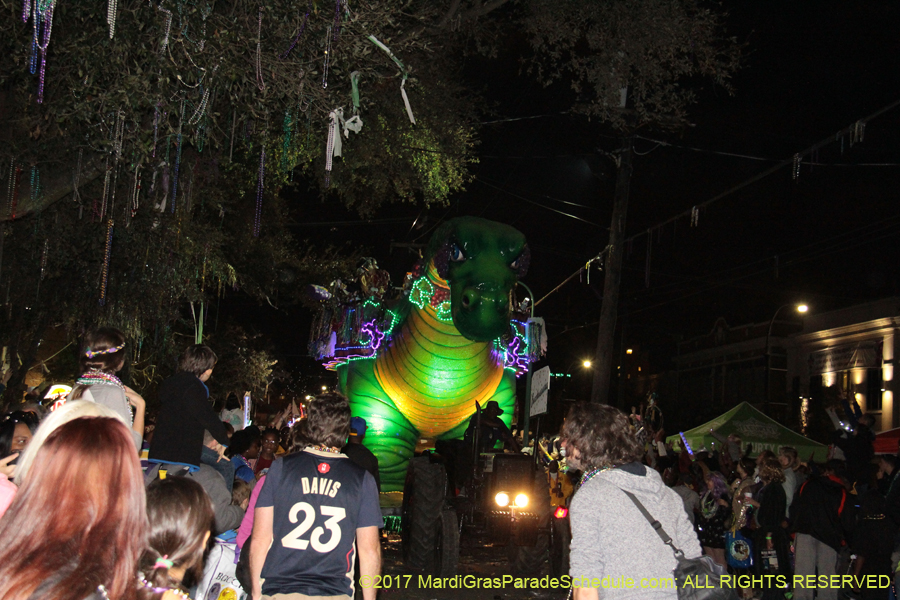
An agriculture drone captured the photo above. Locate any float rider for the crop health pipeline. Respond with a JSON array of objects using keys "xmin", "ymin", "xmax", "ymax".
[{"xmin": 464, "ymin": 400, "xmax": 521, "ymax": 454}]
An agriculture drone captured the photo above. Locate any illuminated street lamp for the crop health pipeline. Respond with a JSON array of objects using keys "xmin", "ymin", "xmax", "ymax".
[
  {"xmin": 765, "ymin": 303, "xmax": 809, "ymax": 411},
  {"xmin": 582, "ymin": 360, "xmax": 592, "ymax": 369}
]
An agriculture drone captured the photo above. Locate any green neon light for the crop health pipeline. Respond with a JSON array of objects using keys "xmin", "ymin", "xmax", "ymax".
[
  {"xmin": 435, "ymin": 301, "xmax": 452, "ymax": 321},
  {"xmin": 409, "ymin": 276, "xmax": 434, "ymax": 309}
]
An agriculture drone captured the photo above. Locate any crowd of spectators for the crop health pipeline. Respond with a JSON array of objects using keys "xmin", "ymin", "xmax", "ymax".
[
  {"xmin": 559, "ymin": 396, "xmax": 894, "ymax": 600},
  {"xmin": 0, "ymin": 328, "xmax": 381, "ymax": 600},
  {"xmin": 651, "ymin": 415, "xmax": 890, "ymax": 599}
]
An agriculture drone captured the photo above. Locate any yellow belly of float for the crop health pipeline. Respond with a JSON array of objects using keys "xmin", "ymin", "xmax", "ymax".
[{"xmin": 374, "ymin": 304, "xmax": 504, "ymax": 438}]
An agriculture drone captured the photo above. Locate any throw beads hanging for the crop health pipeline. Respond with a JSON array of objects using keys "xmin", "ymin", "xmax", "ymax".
[
  {"xmin": 322, "ymin": 26, "xmax": 332, "ymax": 88},
  {"xmin": 256, "ymin": 8, "xmax": 266, "ymax": 91},
  {"xmin": 254, "ymin": 148, "xmax": 265, "ymax": 237},
  {"xmin": 280, "ymin": 0, "xmax": 311, "ymax": 59},
  {"xmin": 23, "ymin": 0, "xmax": 55, "ymax": 103},
  {"xmin": 99, "ymin": 219, "xmax": 114, "ymax": 306},
  {"xmin": 107, "ymin": 0, "xmax": 117, "ymax": 38}
]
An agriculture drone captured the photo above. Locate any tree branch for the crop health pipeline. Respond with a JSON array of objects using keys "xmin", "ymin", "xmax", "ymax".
[
  {"xmin": 437, "ymin": 0, "xmax": 463, "ymax": 29},
  {"xmin": 0, "ymin": 154, "xmax": 105, "ymax": 222},
  {"xmin": 459, "ymin": 0, "xmax": 512, "ymax": 22}
]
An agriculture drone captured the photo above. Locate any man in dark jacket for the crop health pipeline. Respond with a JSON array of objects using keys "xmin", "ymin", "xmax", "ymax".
[
  {"xmin": 149, "ymin": 344, "xmax": 230, "ymax": 469},
  {"xmin": 833, "ymin": 414, "xmax": 875, "ymax": 493},
  {"xmin": 342, "ymin": 416, "xmax": 381, "ymax": 493},
  {"xmin": 789, "ymin": 460, "xmax": 855, "ymax": 600}
]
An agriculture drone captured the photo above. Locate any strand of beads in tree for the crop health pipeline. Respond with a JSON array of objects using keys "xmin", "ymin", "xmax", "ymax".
[
  {"xmin": 172, "ymin": 99, "xmax": 185, "ymax": 213},
  {"xmin": 35, "ymin": 1, "xmax": 54, "ymax": 103},
  {"xmin": 107, "ymin": 0, "xmax": 117, "ymax": 38},
  {"xmin": 254, "ymin": 148, "xmax": 265, "ymax": 237},
  {"xmin": 23, "ymin": 0, "xmax": 55, "ymax": 102},
  {"xmin": 280, "ymin": 0, "xmax": 311, "ymax": 59},
  {"xmin": 99, "ymin": 219, "xmax": 114, "ymax": 306},
  {"xmin": 332, "ymin": 0, "xmax": 343, "ymax": 43},
  {"xmin": 256, "ymin": 8, "xmax": 265, "ymax": 92},
  {"xmin": 322, "ymin": 26, "xmax": 332, "ymax": 89}
]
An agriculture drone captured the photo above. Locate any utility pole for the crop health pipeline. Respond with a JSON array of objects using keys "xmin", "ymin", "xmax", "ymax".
[{"xmin": 591, "ymin": 134, "xmax": 634, "ymax": 404}]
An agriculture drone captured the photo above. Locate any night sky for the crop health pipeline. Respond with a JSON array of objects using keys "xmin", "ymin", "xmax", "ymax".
[{"xmin": 222, "ymin": 0, "xmax": 900, "ymax": 399}]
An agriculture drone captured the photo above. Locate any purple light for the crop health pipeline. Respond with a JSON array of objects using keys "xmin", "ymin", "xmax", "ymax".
[
  {"xmin": 504, "ymin": 335, "xmax": 528, "ymax": 374},
  {"xmin": 322, "ymin": 319, "xmax": 386, "ymax": 370},
  {"xmin": 360, "ymin": 319, "xmax": 386, "ymax": 352}
]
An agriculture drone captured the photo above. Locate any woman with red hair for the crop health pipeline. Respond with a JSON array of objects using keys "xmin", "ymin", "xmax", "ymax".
[{"xmin": 0, "ymin": 417, "xmax": 147, "ymax": 600}]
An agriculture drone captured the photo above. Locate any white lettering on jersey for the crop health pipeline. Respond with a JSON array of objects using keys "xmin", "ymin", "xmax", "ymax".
[
  {"xmin": 282, "ymin": 502, "xmax": 315, "ymax": 550},
  {"xmin": 298, "ymin": 477, "xmax": 342, "ymax": 497},
  {"xmin": 281, "ymin": 502, "xmax": 347, "ymax": 553}
]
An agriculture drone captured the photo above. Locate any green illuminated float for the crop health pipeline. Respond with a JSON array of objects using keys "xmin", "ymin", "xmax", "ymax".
[{"xmin": 310, "ymin": 217, "xmax": 542, "ymax": 491}]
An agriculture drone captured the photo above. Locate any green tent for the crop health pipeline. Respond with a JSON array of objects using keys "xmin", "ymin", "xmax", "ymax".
[{"xmin": 666, "ymin": 402, "xmax": 828, "ymax": 462}]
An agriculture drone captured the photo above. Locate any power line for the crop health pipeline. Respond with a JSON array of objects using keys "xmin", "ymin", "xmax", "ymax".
[
  {"xmin": 625, "ymin": 214, "xmax": 900, "ymax": 298},
  {"xmin": 473, "ymin": 177, "xmax": 601, "ymax": 227},
  {"xmin": 626, "ymin": 224, "xmax": 900, "ymax": 316},
  {"xmin": 531, "ymin": 97, "xmax": 900, "ymax": 307},
  {"xmin": 478, "ymin": 112, "xmax": 571, "ymax": 125},
  {"xmin": 628, "ymin": 97, "xmax": 900, "ymax": 243},
  {"xmin": 476, "ymin": 175, "xmax": 599, "ymax": 211}
]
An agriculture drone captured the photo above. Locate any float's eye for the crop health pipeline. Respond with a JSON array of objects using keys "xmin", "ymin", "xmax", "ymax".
[
  {"xmin": 450, "ymin": 244, "xmax": 465, "ymax": 262},
  {"xmin": 510, "ymin": 246, "xmax": 531, "ymax": 276}
]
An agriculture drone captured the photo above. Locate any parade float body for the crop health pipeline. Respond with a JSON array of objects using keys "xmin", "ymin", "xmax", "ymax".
[{"xmin": 310, "ymin": 217, "xmax": 541, "ymax": 491}]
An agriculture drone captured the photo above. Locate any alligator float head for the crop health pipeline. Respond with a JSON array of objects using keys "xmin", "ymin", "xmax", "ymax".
[{"xmin": 428, "ymin": 217, "xmax": 530, "ymax": 342}]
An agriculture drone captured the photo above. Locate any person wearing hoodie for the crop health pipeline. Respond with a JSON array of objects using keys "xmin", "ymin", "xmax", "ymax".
[
  {"xmin": 562, "ymin": 403, "xmax": 701, "ymax": 600},
  {"xmin": 789, "ymin": 459, "xmax": 855, "ymax": 600}
]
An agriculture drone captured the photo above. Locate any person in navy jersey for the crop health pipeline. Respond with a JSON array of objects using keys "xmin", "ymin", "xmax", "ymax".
[{"xmin": 249, "ymin": 393, "xmax": 382, "ymax": 600}]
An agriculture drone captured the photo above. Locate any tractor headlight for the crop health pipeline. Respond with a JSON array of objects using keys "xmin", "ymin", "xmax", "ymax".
[
  {"xmin": 495, "ymin": 492, "xmax": 510, "ymax": 507},
  {"xmin": 514, "ymin": 493, "xmax": 529, "ymax": 508}
]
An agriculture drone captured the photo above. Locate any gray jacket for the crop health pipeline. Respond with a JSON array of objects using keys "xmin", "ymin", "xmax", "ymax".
[
  {"xmin": 81, "ymin": 386, "xmax": 141, "ymax": 450},
  {"xmin": 569, "ymin": 463, "xmax": 702, "ymax": 598},
  {"xmin": 145, "ymin": 463, "xmax": 245, "ymax": 534}
]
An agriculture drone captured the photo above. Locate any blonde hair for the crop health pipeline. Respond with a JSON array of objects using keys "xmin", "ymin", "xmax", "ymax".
[{"xmin": 14, "ymin": 400, "xmax": 126, "ymax": 485}]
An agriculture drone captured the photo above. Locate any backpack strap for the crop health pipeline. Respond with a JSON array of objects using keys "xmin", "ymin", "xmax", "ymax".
[{"xmin": 620, "ymin": 489, "xmax": 685, "ymax": 559}]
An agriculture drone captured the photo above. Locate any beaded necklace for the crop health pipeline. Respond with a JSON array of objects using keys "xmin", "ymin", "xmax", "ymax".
[
  {"xmin": 700, "ymin": 491, "xmax": 718, "ymax": 519},
  {"xmin": 308, "ymin": 444, "xmax": 341, "ymax": 454},
  {"xmin": 139, "ymin": 575, "xmax": 190, "ymax": 599},
  {"xmin": 76, "ymin": 370, "xmax": 125, "ymax": 391},
  {"xmin": 577, "ymin": 465, "xmax": 613, "ymax": 490}
]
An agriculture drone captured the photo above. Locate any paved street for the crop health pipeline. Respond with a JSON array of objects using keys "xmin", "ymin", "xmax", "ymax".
[{"xmin": 375, "ymin": 533, "xmax": 569, "ymax": 600}]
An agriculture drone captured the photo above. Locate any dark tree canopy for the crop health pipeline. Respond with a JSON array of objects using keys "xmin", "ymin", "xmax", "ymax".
[{"xmin": 0, "ymin": 0, "xmax": 740, "ymax": 400}]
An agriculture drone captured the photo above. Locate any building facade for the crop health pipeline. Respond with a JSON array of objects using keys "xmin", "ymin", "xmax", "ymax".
[
  {"xmin": 672, "ymin": 297, "xmax": 900, "ymax": 434},
  {"xmin": 786, "ymin": 297, "xmax": 900, "ymax": 432}
]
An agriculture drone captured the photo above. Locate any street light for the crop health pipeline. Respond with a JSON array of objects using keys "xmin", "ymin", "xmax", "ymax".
[
  {"xmin": 582, "ymin": 360, "xmax": 592, "ymax": 368},
  {"xmin": 765, "ymin": 303, "xmax": 808, "ymax": 412}
]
